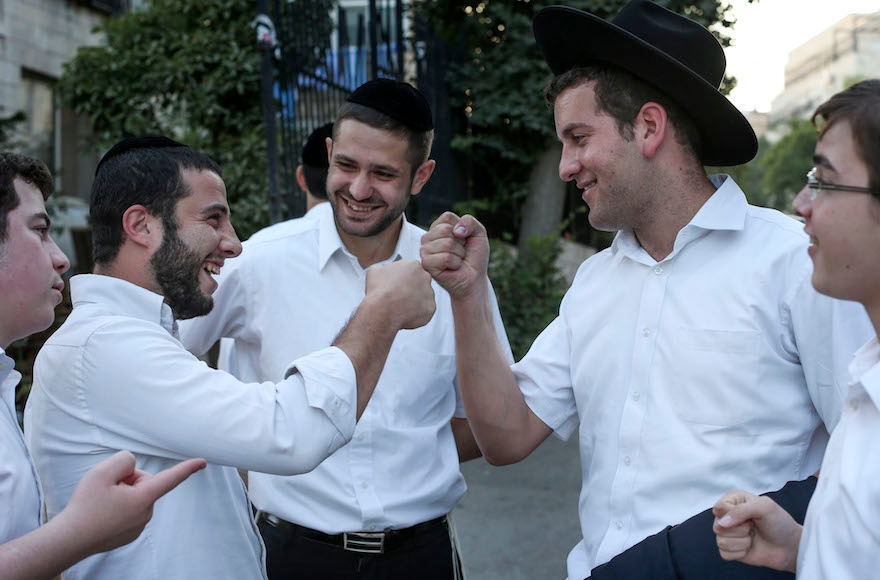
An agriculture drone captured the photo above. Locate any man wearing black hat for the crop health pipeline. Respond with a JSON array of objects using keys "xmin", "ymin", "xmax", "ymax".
[
  {"xmin": 180, "ymin": 78, "xmax": 512, "ymax": 579},
  {"xmin": 25, "ymin": 137, "xmax": 437, "ymax": 579},
  {"xmin": 420, "ymin": 1, "xmax": 872, "ymax": 579}
]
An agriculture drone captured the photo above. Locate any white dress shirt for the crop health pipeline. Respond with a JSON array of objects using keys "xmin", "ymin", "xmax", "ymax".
[
  {"xmin": 797, "ymin": 336, "xmax": 880, "ymax": 579},
  {"xmin": 180, "ymin": 209, "xmax": 512, "ymax": 533},
  {"xmin": 24, "ymin": 274, "xmax": 359, "ymax": 580},
  {"xmin": 0, "ymin": 348, "xmax": 42, "ymax": 545},
  {"xmin": 512, "ymin": 175, "xmax": 874, "ymax": 579}
]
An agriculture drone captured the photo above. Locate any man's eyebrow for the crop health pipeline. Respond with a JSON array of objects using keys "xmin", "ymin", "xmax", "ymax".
[
  {"xmin": 32, "ymin": 211, "xmax": 52, "ymax": 228},
  {"xmin": 559, "ymin": 122, "xmax": 590, "ymax": 141},
  {"xmin": 812, "ymin": 153, "xmax": 837, "ymax": 175},
  {"xmin": 199, "ymin": 203, "xmax": 229, "ymax": 217},
  {"xmin": 334, "ymin": 153, "xmax": 402, "ymax": 176}
]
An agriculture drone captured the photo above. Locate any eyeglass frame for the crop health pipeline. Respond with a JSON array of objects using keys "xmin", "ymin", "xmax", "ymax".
[{"xmin": 806, "ymin": 167, "xmax": 880, "ymax": 200}]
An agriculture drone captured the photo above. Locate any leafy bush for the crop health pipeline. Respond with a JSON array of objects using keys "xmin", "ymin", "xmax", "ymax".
[{"xmin": 488, "ymin": 234, "xmax": 568, "ymax": 360}]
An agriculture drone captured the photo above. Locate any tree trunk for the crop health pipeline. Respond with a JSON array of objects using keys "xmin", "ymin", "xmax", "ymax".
[{"xmin": 518, "ymin": 143, "xmax": 566, "ymax": 252}]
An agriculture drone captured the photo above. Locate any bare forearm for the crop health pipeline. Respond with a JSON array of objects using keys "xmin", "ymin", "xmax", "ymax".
[
  {"xmin": 450, "ymin": 417, "xmax": 482, "ymax": 462},
  {"xmin": 333, "ymin": 295, "xmax": 399, "ymax": 419},
  {"xmin": 451, "ymin": 286, "xmax": 550, "ymax": 464},
  {"xmin": 0, "ymin": 513, "xmax": 95, "ymax": 580}
]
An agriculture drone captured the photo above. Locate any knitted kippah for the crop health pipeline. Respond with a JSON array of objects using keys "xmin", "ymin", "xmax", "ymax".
[
  {"xmin": 301, "ymin": 123, "xmax": 333, "ymax": 168},
  {"xmin": 95, "ymin": 136, "xmax": 187, "ymax": 175},
  {"xmin": 347, "ymin": 78, "xmax": 433, "ymax": 131}
]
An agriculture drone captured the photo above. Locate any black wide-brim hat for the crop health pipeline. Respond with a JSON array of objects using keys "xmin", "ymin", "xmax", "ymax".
[{"xmin": 534, "ymin": 0, "xmax": 757, "ymax": 167}]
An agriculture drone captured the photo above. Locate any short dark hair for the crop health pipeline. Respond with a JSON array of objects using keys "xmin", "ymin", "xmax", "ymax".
[
  {"xmin": 90, "ymin": 145, "xmax": 221, "ymax": 265},
  {"xmin": 544, "ymin": 65, "xmax": 703, "ymax": 161},
  {"xmin": 302, "ymin": 165, "xmax": 329, "ymax": 200},
  {"xmin": 813, "ymin": 79, "xmax": 880, "ymax": 194},
  {"xmin": 0, "ymin": 152, "xmax": 53, "ymax": 243},
  {"xmin": 334, "ymin": 102, "xmax": 434, "ymax": 175}
]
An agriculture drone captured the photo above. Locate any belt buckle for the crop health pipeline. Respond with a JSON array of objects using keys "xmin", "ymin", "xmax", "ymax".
[{"xmin": 343, "ymin": 532, "xmax": 385, "ymax": 554}]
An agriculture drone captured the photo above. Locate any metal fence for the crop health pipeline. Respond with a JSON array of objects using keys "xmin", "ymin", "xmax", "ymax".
[{"xmin": 258, "ymin": 0, "xmax": 463, "ymax": 225}]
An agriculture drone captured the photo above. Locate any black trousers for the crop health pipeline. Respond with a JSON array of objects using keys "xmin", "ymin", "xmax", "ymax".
[
  {"xmin": 258, "ymin": 517, "xmax": 461, "ymax": 580},
  {"xmin": 588, "ymin": 477, "xmax": 818, "ymax": 580}
]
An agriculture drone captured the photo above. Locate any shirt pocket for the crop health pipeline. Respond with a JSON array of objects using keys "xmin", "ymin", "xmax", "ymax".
[
  {"xmin": 669, "ymin": 327, "xmax": 760, "ymax": 427},
  {"xmin": 384, "ymin": 343, "xmax": 457, "ymax": 427}
]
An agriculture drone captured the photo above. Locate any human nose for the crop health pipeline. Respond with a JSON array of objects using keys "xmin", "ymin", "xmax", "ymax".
[
  {"xmin": 558, "ymin": 146, "xmax": 579, "ymax": 182},
  {"xmin": 219, "ymin": 222, "xmax": 242, "ymax": 258},
  {"xmin": 348, "ymin": 172, "xmax": 372, "ymax": 200},
  {"xmin": 792, "ymin": 185, "xmax": 812, "ymax": 221},
  {"xmin": 49, "ymin": 236, "xmax": 70, "ymax": 274}
]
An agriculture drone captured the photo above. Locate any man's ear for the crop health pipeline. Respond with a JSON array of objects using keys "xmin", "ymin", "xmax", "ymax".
[
  {"xmin": 295, "ymin": 165, "xmax": 308, "ymax": 194},
  {"xmin": 636, "ymin": 101, "xmax": 668, "ymax": 159},
  {"xmin": 121, "ymin": 205, "xmax": 161, "ymax": 250},
  {"xmin": 409, "ymin": 159, "xmax": 436, "ymax": 196}
]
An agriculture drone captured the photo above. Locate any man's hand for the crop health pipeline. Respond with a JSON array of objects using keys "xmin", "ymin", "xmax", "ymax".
[
  {"xmin": 420, "ymin": 212, "xmax": 489, "ymax": 300},
  {"xmin": 713, "ymin": 489, "xmax": 802, "ymax": 573},
  {"xmin": 58, "ymin": 451, "xmax": 207, "ymax": 554},
  {"xmin": 364, "ymin": 259, "xmax": 435, "ymax": 330}
]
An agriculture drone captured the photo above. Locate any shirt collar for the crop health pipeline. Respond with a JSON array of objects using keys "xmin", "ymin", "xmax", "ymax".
[
  {"xmin": 0, "ymin": 347, "xmax": 21, "ymax": 412},
  {"xmin": 612, "ymin": 174, "xmax": 749, "ymax": 263},
  {"xmin": 849, "ymin": 336, "xmax": 880, "ymax": 408},
  {"xmin": 316, "ymin": 206, "xmax": 410, "ymax": 271},
  {"xmin": 70, "ymin": 274, "xmax": 177, "ymax": 336}
]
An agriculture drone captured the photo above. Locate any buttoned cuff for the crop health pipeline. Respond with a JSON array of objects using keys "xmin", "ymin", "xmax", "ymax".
[{"xmin": 285, "ymin": 346, "xmax": 357, "ymax": 443}]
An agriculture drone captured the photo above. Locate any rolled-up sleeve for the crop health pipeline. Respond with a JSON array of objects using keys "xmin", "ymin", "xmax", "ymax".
[{"xmin": 32, "ymin": 320, "xmax": 358, "ymax": 476}]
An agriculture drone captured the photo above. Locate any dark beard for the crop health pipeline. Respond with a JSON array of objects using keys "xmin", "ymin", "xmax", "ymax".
[{"xmin": 149, "ymin": 228, "xmax": 213, "ymax": 320}]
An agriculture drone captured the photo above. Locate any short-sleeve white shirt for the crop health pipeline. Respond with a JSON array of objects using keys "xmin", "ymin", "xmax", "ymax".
[
  {"xmin": 797, "ymin": 336, "xmax": 880, "ymax": 579},
  {"xmin": 24, "ymin": 274, "xmax": 359, "ymax": 579},
  {"xmin": 512, "ymin": 175, "xmax": 874, "ymax": 579},
  {"xmin": 0, "ymin": 348, "xmax": 42, "ymax": 545},
  {"xmin": 179, "ymin": 209, "xmax": 513, "ymax": 533}
]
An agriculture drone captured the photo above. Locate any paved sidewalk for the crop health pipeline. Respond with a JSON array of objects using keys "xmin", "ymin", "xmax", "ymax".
[{"xmin": 454, "ymin": 434, "xmax": 582, "ymax": 580}]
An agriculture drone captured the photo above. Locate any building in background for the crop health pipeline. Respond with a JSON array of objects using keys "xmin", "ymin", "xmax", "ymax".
[
  {"xmin": 770, "ymin": 11, "xmax": 880, "ymax": 124},
  {"xmin": 0, "ymin": 0, "xmax": 130, "ymax": 272}
]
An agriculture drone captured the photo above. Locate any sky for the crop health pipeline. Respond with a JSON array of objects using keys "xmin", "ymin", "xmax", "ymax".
[{"xmin": 724, "ymin": 0, "xmax": 880, "ymax": 112}]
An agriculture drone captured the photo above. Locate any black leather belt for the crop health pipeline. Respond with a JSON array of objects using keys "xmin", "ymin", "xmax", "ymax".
[{"xmin": 255, "ymin": 511, "xmax": 447, "ymax": 555}]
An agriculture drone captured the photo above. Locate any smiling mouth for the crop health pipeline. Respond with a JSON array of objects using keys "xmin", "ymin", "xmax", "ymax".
[
  {"xmin": 578, "ymin": 179, "xmax": 597, "ymax": 192},
  {"xmin": 203, "ymin": 263, "xmax": 221, "ymax": 276}
]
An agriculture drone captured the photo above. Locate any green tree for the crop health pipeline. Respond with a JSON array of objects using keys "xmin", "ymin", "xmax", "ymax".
[
  {"xmin": 488, "ymin": 234, "xmax": 568, "ymax": 360},
  {"xmin": 58, "ymin": 0, "xmax": 269, "ymax": 238},
  {"xmin": 758, "ymin": 118, "xmax": 816, "ymax": 211}
]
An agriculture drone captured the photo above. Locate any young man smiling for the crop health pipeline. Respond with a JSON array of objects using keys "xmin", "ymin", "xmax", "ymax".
[
  {"xmin": 25, "ymin": 137, "xmax": 436, "ymax": 579},
  {"xmin": 419, "ymin": 2, "xmax": 873, "ymax": 578},
  {"xmin": 180, "ymin": 79, "xmax": 512, "ymax": 579},
  {"xmin": 714, "ymin": 79, "xmax": 880, "ymax": 579},
  {"xmin": 0, "ymin": 151, "xmax": 205, "ymax": 580}
]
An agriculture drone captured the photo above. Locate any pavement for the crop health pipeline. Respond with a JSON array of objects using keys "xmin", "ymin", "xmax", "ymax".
[{"xmin": 453, "ymin": 434, "xmax": 583, "ymax": 580}]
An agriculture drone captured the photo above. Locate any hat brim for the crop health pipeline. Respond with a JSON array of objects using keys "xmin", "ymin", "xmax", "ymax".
[{"xmin": 534, "ymin": 6, "xmax": 757, "ymax": 166}]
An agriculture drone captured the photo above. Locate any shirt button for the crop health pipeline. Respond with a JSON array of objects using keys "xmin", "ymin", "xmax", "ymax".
[
  {"xmin": 642, "ymin": 328, "xmax": 651, "ymax": 337},
  {"xmin": 653, "ymin": 266, "xmax": 663, "ymax": 275},
  {"xmin": 623, "ymin": 456, "xmax": 631, "ymax": 466},
  {"xmin": 632, "ymin": 392, "xmax": 641, "ymax": 401},
  {"xmin": 361, "ymin": 481, "xmax": 368, "ymax": 489},
  {"xmin": 357, "ymin": 434, "xmax": 365, "ymax": 441},
  {"xmin": 615, "ymin": 520, "xmax": 623, "ymax": 530}
]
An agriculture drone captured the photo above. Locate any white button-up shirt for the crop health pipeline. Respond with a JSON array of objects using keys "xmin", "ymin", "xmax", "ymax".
[
  {"xmin": 797, "ymin": 336, "xmax": 880, "ymax": 579},
  {"xmin": 24, "ymin": 274, "xmax": 358, "ymax": 580},
  {"xmin": 180, "ymin": 208, "xmax": 512, "ymax": 533},
  {"xmin": 0, "ymin": 348, "xmax": 42, "ymax": 545},
  {"xmin": 512, "ymin": 176, "xmax": 874, "ymax": 579}
]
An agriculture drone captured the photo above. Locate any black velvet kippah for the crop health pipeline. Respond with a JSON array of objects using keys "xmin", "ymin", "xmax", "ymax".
[
  {"xmin": 95, "ymin": 136, "xmax": 187, "ymax": 175},
  {"xmin": 301, "ymin": 122, "xmax": 333, "ymax": 168},
  {"xmin": 347, "ymin": 78, "xmax": 433, "ymax": 131}
]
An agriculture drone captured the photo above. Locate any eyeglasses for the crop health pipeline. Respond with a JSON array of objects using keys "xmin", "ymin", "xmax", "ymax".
[{"xmin": 806, "ymin": 167, "xmax": 880, "ymax": 200}]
